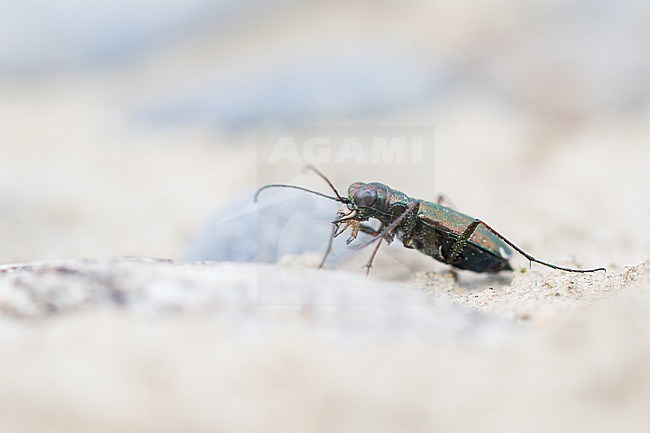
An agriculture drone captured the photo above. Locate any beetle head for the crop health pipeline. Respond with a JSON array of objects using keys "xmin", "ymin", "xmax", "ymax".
[{"xmin": 347, "ymin": 182, "xmax": 390, "ymax": 220}]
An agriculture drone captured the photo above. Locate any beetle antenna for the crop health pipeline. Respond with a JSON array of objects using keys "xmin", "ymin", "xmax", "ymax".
[
  {"xmin": 254, "ymin": 184, "xmax": 350, "ymax": 204},
  {"xmin": 304, "ymin": 164, "xmax": 349, "ymax": 203}
]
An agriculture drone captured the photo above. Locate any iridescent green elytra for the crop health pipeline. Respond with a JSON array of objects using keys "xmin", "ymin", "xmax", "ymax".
[{"xmin": 254, "ymin": 166, "xmax": 606, "ymax": 275}]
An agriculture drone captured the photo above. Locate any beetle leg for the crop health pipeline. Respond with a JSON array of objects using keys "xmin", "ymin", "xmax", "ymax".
[
  {"xmin": 333, "ymin": 207, "xmax": 357, "ymax": 224},
  {"xmin": 447, "ymin": 219, "xmax": 606, "ymax": 273},
  {"xmin": 354, "ymin": 202, "xmax": 418, "ymax": 276},
  {"xmin": 398, "ymin": 202, "xmax": 421, "ymax": 249},
  {"xmin": 320, "ymin": 207, "xmax": 359, "ymax": 269},
  {"xmin": 354, "ymin": 201, "xmax": 419, "ymax": 250},
  {"xmin": 363, "ymin": 236, "xmax": 384, "ymax": 276},
  {"xmin": 345, "ymin": 221, "xmax": 362, "ymax": 244},
  {"xmin": 445, "ymin": 219, "xmax": 482, "ymax": 265},
  {"xmin": 334, "ymin": 220, "xmax": 353, "ymax": 238},
  {"xmin": 358, "ymin": 224, "xmax": 380, "ymax": 236},
  {"xmin": 318, "ymin": 223, "xmax": 338, "ymax": 269},
  {"xmin": 357, "ymin": 223, "xmax": 395, "ymax": 245}
]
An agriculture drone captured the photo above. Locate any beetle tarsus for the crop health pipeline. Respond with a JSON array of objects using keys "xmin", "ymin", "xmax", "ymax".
[{"xmin": 363, "ymin": 236, "xmax": 385, "ymax": 276}]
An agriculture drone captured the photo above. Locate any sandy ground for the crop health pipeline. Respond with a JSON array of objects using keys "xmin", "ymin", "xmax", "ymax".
[
  {"xmin": 2, "ymin": 2, "xmax": 650, "ymax": 432},
  {"xmin": 0, "ymin": 258, "xmax": 648, "ymax": 433}
]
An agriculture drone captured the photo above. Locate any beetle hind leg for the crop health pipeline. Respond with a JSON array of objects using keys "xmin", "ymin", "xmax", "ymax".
[
  {"xmin": 444, "ymin": 220, "xmax": 482, "ymax": 266},
  {"xmin": 446, "ymin": 218, "xmax": 605, "ymax": 274}
]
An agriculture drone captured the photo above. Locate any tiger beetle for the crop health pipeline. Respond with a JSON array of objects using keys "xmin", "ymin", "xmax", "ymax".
[{"xmin": 254, "ymin": 166, "xmax": 606, "ymax": 275}]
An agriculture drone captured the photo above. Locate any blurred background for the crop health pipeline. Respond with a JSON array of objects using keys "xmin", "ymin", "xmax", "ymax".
[{"xmin": 1, "ymin": 0, "xmax": 649, "ymax": 268}]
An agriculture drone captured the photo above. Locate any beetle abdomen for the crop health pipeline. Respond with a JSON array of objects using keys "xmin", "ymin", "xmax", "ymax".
[{"xmin": 407, "ymin": 220, "xmax": 513, "ymax": 273}]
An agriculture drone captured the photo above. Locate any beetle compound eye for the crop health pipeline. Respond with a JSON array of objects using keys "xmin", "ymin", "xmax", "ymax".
[{"xmin": 354, "ymin": 189, "xmax": 378, "ymax": 207}]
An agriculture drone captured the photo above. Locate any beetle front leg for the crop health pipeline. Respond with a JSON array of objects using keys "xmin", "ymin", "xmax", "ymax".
[{"xmin": 354, "ymin": 202, "xmax": 419, "ymax": 274}]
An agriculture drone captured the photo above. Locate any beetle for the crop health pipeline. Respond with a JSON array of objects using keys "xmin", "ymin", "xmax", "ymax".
[{"xmin": 255, "ymin": 166, "xmax": 606, "ymax": 275}]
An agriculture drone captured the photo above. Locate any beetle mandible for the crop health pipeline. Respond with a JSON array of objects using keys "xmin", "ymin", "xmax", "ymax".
[{"xmin": 254, "ymin": 166, "xmax": 606, "ymax": 275}]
